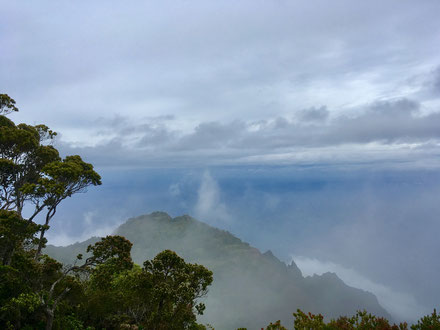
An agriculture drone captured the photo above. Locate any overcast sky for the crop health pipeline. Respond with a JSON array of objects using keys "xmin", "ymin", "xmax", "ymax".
[
  {"xmin": 2, "ymin": 0, "xmax": 440, "ymax": 168},
  {"xmin": 2, "ymin": 0, "xmax": 440, "ymax": 323}
]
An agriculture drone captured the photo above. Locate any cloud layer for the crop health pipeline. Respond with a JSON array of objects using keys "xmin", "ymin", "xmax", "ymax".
[
  {"xmin": 1, "ymin": 0, "xmax": 439, "ymax": 169},
  {"xmin": 54, "ymin": 97, "xmax": 440, "ymax": 168}
]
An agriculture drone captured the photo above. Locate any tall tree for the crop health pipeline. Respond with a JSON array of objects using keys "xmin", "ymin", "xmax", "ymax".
[
  {"xmin": 0, "ymin": 94, "xmax": 101, "ymax": 260},
  {"xmin": 0, "ymin": 94, "xmax": 101, "ymax": 329},
  {"xmin": 42, "ymin": 235, "xmax": 133, "ymax": 330},
  {"xmin": 142, "ymin": 250, "xmax": 213, "ymax": 330}
]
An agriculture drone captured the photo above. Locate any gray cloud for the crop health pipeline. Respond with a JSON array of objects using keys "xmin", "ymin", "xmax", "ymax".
[
  {"xmin": 57, "ymin": 97, "xmax": 440, "ymax": 168},
  {"xmin": 2, "ymin": 0, "xmax": 440, "ymax": 134},
  {"xmin": 297, "ymin": 106, "xmax": 329, "ymax": 122},
  {"xmin": 431, "ymin": 67, "xmax": 440, "ymax": 96}
]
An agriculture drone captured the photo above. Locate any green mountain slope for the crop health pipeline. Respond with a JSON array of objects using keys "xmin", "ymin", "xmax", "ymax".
[{"xmin": 45, "ymin": 211, "xmax": 390, "ymax": 329}]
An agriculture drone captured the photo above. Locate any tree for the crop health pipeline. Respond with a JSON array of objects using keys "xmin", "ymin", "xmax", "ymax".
[
  {"xmin": 0, "ymin": 114, "xmax": 59, "ymax": 217},
  {"xmin": 142, "ymin": 250, "xmax": 213, "ymax": 329},
  {"xmin": 84, "ymin": 250, "xmax": 212, "ymax": 330},
  {"xmin": 25, "ymin": 155, "xmax": 102, "ymax": 257},
  {"xmin": 293, "ymin": 309, "xmax": 327, "ymax": 330},
  {"xmin": 80, "ymin": 249, "xmax": 213, "ymax": 330},
  {"xmin": 0, "ymin": 94, "xmax": 102, "ymax": 329},
  {"xmin": 0, "ymin": 94, "xmax": 18, "ymax": 115},
  {"xmin": 0, "ymin": 233, "xmax": 135, "ymax": 330},
  {"xmin": 0, "ymin": 210, "xmax": 41, "ymax": 265},
  {"xmin": 292, "ymin": 309, "xmax": 409, "ymax": 330},
  {"xmin": 42, "ymin": 235, "xmax": 133, "ymax": 330},
  {"xmin": 0, "ymin": 94, "xmax": 101, "ymax": 260},
  {"xmin": 266, "ymin": 320, "xmax": 287, "ymax": 330},
  {"xmin": 410, "ymin": 309, "xmax": 440, "ymax": 330}
]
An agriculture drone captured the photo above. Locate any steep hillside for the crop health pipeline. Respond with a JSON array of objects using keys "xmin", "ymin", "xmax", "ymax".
[{"xmin": 46, "ymin": 212, "xmax": 390, "ymax": 329}]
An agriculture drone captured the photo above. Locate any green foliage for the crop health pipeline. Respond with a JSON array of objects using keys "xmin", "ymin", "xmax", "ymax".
[
  {"xmin": 0, "ymin": 94, "xmax": 18, "ymax": 115},
  {"xmin": 0, "ymin": 292, "xmax": 42, "ymax": 320},
  {"xmin": 266, "ymin": 320, "xmax": 288, "ymax": 330},
  {"xmin": 0, "ymin": 95, "xmax": 102, "ymax": 329},
  {"xmin": 293, "ymin": 309, "xmax": 327, "ymax": 329},
  {"xmin": 0, "ymin": 94, "xmax": 101, "ymax": 259},
  {"xmin": 27, "ymin": 155, "xmax": 102, "ymax": 203},
  {"xmin": 292, "ymin": 309, "xmax": 409, "ymax": 329},
  {"xmin": 0, "ymin": 233, "xmax": 141, "ymax": 329},
  {"xmin": 0, "ymin": 210, "xmax": 41, "ymax": 265},
  {"xmin": 410, "ymin": 309, "xmax": 440, "ymax": 330},
  {"xmin": 81, "ymin": 248, "xmax": 213, "ymax": 330},
  {"xmin": 54, "ymin": 314, "xmax": 87, "ymax": 330},
  {"xmin": 0, "ymin": 259, "xmax": 46, "ymax": 328},
  {"xmin": 142, "ymin": 249, "xmax": 213, "ymax": 329},
  {"xmin": 86, "ymin": 235, "xmax": 133, "ymax": 271}
]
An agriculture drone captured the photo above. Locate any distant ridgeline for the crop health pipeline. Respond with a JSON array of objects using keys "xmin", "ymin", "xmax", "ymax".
[{"xmin": 45, "ymin": 211, "xmax": 390, "ymax": 329}]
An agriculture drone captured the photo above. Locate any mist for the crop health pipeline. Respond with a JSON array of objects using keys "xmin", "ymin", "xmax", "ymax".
[{"xmin": 45, "ymin": 165, "xmax": 440, "ymax": 323}]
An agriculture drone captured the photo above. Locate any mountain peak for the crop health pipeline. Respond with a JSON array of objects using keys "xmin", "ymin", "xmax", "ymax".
[
  {"xmin": 263, "ymin": 249, "xmax": 276, "ymax": 258},
  {"xmin": 147, "ymin": 211, "xmax": 172, "ymax": 220}
]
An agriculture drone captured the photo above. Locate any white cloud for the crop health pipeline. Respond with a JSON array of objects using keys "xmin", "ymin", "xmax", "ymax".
[
  {"xmin": 194, "ymin": 170, "xmax": 230, "ymax": 225},
  {"xmin": 56, "ymin": 98, "xmax": 440, "ymax": 169},
  {"xmin": 3, "ymin": 1, "xmax": 440, "ymax": 169},
  {"xmin": 293, "ymin": 256, "xmax": 427, "ymax": 323}
]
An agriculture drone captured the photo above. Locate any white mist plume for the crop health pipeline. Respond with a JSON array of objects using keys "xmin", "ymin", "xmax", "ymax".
[{"xmin": 194, "ymin": 170, "xmax": 230, "ymax": 225}]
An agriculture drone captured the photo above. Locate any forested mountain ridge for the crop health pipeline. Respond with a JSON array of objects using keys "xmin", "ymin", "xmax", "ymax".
[{"xmin": 46, "ymin": 211, "xmax": 390, "ymax": 329}]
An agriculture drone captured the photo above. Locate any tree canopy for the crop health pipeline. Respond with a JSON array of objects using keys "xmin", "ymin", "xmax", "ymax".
[
  {"xmin": 0, "ymin": 94, "xmax": 19, "ymax": 115},
  {"xmin": 0, "ymin": 94, "xmax": 101, "ymax": 259},
  {"xmin": 258, "ymin": 309, "xmax": 440, "ymax": 330}
]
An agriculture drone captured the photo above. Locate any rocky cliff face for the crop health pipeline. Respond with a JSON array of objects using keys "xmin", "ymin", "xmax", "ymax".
[{"xmin": 46, "ymin": 211, "xmax": 391, "ymax": 329}]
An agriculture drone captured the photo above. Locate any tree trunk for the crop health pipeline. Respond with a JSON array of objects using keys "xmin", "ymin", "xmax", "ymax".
[
  {"xmin": 45, "ymin": 309, "xmax": 54, "ymax": 330},
  {"xmin": 35, "ymin": 227, "xmax": 46, "ymax": 259},
  {"xmin": 35, "ymin": 206, "xmax": 57, "ymax": 259}
]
